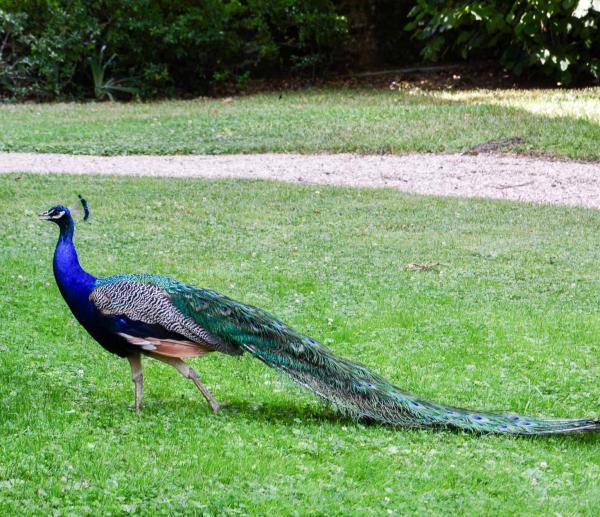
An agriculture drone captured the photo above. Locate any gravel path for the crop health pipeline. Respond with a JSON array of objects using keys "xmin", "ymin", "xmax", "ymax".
[{"xmin": 2, "ymin": 151, "xmax": 600, "ymax": 209}]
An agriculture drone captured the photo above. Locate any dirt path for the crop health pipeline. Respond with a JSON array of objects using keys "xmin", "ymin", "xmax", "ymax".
[{"xmin": 2, "ymin": 151, "xmax": 600, "ymax": 209}]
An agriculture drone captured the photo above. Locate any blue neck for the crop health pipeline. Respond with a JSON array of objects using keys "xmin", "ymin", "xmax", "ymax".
[{"xmin": 53, "ymin": 217, "xmax": 96, "ymax": 314}]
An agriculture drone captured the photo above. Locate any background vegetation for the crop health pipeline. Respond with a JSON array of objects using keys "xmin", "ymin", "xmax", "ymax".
[
  {"xmin": 1, "ymin": 1, "xmax": 599, "ymax": 100},
  {"xmin": 0, "ymin": 0, "xmax": 347, "ymax": 99},
  {"xmin": 409, "ymin": 0, "xmax": 600, "ymax": 85}
]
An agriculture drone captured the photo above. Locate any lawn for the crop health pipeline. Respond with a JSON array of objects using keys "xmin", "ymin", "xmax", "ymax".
[
  {"xmin": 0, "ymin": 173, "xmax": 598, "ymax": 515},
  {"xmin": 1, "ymin": 87, "xmax": 600, "ymax": 159}
]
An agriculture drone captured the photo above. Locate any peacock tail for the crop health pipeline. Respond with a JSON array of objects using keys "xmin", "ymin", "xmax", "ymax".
[{"xmin": 91, "ymin": 274, "xmax": 600, "ymax": 435}]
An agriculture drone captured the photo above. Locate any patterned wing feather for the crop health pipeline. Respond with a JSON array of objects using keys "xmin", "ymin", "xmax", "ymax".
[{"xmin": 90, "ymin": 276, "xmax": 241, "ymax": 355}]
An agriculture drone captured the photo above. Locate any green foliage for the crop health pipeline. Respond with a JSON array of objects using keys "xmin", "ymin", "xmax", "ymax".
[
  {"xmin": 88, "ymin": 46, "xmax": 138, "ymax": 101},
  {"xmin": 407, "ymin": 0, "xmax": 600, "ymax": 84},
  {"xmin": 0, "ymin": 0, "xmax": 347, "ymax": 99},
  {"xmin": 0, "ymin": 2, "xmax": 98, "ymax": 99}
]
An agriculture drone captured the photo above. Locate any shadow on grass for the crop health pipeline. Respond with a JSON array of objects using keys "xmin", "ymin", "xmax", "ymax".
[
  {"xmin": 87, "ymin": 394, "xmax": 600, "ymax": 444},
  {"xmin": 3, "ymin": 362, "xmax": 597, "ymax": 446}
]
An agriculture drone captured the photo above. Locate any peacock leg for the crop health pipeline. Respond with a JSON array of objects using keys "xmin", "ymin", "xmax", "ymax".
[
  {"xmin": 127, "ymin": 353, "xmax": 143, "ymax": 413},
  {"xmin": 150, "ymin": 354, "xmax": 224, "ymax": 412}
]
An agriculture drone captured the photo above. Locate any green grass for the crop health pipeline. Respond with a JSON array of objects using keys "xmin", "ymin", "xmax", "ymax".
[
  {"xmin": 1, "ymin": 87, "xmax": 600, "ymax": 159},
  {"xmin": 0, "ymin": 174, "xmax": 599, "ymax": 515}
]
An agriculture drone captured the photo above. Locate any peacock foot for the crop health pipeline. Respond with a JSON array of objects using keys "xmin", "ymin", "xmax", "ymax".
[
  {"xmin": 128, "ymin": 403, "xmax": 141, "ymax": 414},
  {"xmin": 209, "ymin": 400, "xmax": 229, "ymax": 413}
]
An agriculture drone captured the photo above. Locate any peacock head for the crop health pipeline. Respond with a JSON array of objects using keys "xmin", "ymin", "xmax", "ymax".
[
  {"xmin": 39, "ymin": 195, "xmax": 89, "ymax": 229},
  {"xmin": 39, "ymin": 205, "xmax": 72, "ymax": 227}
]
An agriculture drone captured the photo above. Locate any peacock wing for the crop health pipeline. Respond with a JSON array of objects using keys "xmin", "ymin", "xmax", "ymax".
[{"xmin": 89, "ymin": 275, "xmax": 240, "ymax": 356}]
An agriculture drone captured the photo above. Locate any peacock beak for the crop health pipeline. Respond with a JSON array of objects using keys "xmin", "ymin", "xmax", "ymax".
[{"xmin": 38, "ymin": 211, "xmax": 52, "ymax": 220}]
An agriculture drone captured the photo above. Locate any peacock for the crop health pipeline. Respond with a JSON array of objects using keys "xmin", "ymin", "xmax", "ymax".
[{"xmin": 39, "ymin": 196, "xmax": 599, "ymax": 435}]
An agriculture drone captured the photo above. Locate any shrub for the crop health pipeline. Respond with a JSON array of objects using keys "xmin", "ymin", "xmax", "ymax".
[
  {"xmin": 407, "ymin": 0, "xmax": 600, "ymax": 84},
  {"xmin": 0, "ymin": 0, "xmax": 348, "ymax": 99},
  {"xmin": 0, "ymin": 2, "xmax": 99, "ymax": 99}
]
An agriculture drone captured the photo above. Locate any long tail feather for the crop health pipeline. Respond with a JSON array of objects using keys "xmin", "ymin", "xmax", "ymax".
[{"xmin": 242, "ymin": 340, "xmax": 599, "ymax": 435}]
